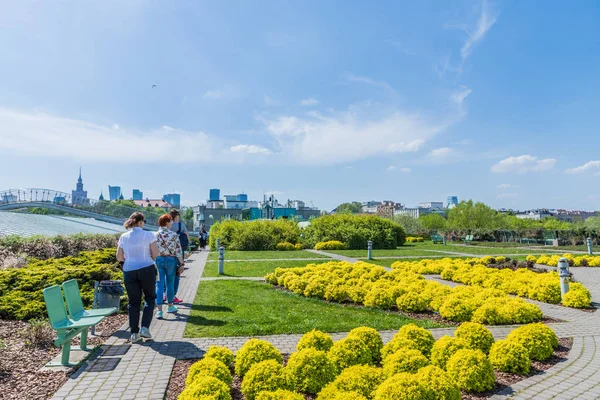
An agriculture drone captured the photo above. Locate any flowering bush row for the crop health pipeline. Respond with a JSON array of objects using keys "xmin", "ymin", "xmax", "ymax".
[
  {"xmin": 265, "ymin": 261, "xmax": 543, "ymax": 325},
  {"xmin": 405, "ymin": 237, "xmax": 425, "ymax": 243},
  {"xmin": 276, "ymin": 242, "xmax": 305, "ymax": 251},
  {"xmin": 180, "ymin": 322, "xmax": 559, "ymax": 399},
  {"xmin": 391, "ymin": 257, "xmax": 591, "ymax": 309},
  {"xmin": 314, "ymin": 241, "xmax": 348, "ymax": 250},
  {"xmin": 531, "ymin": 253, "xmax": 600, "ymax": 268}
]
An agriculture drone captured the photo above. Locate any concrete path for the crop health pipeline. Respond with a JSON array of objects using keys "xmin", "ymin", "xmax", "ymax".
[
  {"xmin": 306, "ymin": 249, "xmax": 360, "ymax": 262},
  {"xmin": 51, "ymin": 251, "xmax": 600, "ymax": 400}
]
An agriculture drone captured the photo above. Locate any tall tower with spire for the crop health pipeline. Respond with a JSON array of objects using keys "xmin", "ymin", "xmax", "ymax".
[{"xmin": 72, "ymin": 167, "xmax": 88, "ymax": 205}]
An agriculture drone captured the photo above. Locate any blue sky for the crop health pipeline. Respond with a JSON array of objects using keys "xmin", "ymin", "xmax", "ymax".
[{"xmin": 1, "ymin": 0, "xmax": 600, "ymax": 211}]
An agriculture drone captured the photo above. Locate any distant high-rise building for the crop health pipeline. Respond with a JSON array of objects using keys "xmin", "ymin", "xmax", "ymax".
[
  {"xmin": 209, "ymin": 189, "xmax": 220, "ymax": 201},
  {"xmin": 108, "ymin": 185, "xmax": 122, "ymax": 201},
  {"xmin": 132, "ymin": 189, "xmax": 143, "ymax": 201},
  {"xmin": 71, "ymin": 168, "xmax": 88, "ymax": 205},
  {"xmin": 163, "ymin": 193, "xmax": 181, "ymax": 208},
  {"xmin": 99, "ymin": 192, "xmax": 105, "ymax": 201},
  {"xmin": 447, "ymin": 196, "xmax": 459, "ymax": 209}
]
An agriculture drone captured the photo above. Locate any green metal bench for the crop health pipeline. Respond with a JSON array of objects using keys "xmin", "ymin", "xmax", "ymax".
[
  {"xmin": 43, "ymin": 285, "xmax": 105, "ymax": 366},
  {"xmin": 464, "ymin": 234, "xmax": 474, "ymax": 244},
  {"xmin": 62, "ymin": 279, "xmax": 117, "ymax": 320},
  {"xmin": 431, "ymin": 234, "xmax": 444, "ymax": 244}
]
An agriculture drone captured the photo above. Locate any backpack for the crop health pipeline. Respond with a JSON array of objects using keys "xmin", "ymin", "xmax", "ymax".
[{"xmin": 176, "ymin": 222, "xmax": 189, "ymax": 251}]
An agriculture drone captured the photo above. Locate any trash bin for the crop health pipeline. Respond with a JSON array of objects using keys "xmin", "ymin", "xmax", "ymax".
[{"xmin": 97, "ymin": 280, "xmax": 124, "ymax": 309}]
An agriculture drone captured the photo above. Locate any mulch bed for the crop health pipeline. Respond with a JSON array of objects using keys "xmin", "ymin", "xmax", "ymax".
[
  {"xmin": 0, "ymin": 314, "xmax": 127, "ymax": 400},
  {"xmin": 167, "ymin": 338, "xmax": 573, "ymax": 400}
]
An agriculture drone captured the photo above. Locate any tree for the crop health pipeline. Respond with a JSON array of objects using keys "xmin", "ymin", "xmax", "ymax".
[
  {"xmin": 419, "ymin": 213, "xmax": 448, "ymax": 232},
  {"xmin": 394, "ymin": 215, "xmax": 424, "ymax": 235},
  {"xmin": 334, "ymin": 202, "xmax": 363, "ymax": 214},
  {"xmin": 182, "ymin": 207, "xmax": 194, "ymax": 221},
  {"xmin": 447, "ymin": 200, "xmax": 501, "ymax": 233}
]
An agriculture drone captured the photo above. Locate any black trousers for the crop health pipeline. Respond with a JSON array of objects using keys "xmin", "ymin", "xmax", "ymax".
[{"xmin": 124, "ymin": 265, "xmax": 157, "ymax": 334}]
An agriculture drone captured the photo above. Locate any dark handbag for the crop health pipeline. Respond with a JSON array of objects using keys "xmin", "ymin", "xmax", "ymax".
[{"xmin": 177, "ymin": 222, "xmax": 189, "ymax": 250}]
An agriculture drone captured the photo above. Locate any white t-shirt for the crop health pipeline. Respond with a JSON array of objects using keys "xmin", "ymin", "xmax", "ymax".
[{"xmin": 118, "ymin": 227, "xmax": 157, "ymax": 272}]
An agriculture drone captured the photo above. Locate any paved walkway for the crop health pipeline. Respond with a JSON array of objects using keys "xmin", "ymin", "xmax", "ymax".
[{"xmin": 51, "ymin": 250, "xmax": 600, "ymax": 400}]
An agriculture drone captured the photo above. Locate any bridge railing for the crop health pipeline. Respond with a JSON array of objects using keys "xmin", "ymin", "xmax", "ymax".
[{"xmin": 0, "ymin": 188, "xmax": 193, "ymax": 230}]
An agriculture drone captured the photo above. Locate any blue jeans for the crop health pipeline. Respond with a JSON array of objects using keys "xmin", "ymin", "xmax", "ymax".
[{"xmin": 156, "ymin": 256, "xmax": 177, "ymax": 305}]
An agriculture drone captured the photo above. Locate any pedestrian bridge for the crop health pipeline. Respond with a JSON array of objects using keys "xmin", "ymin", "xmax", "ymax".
[{"xmin": 0, "ymin": 188, "xmax": 161, "ymax": 230}]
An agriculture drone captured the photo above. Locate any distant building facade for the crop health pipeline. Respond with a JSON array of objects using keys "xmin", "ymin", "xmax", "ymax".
[
  {"xmin": 71, "ymin": 168, "xmax": 88, "ymax": 205},
  {"xmin": 163, "ymin": 193, "xmax": 181, "ymax": 208},
  {"xmin": 108, "ymin": 186, "xmax": 122, "ymax": 201},
  {"xmin": 133, "ymin": 199, "xmax": 173, "ymax": 209},
  {"xmin": 132, "ymin": 189, "xmax": 143, "ymax": 201},
  {"xmin": 447, "ymin": 196, "xmax": 459, "ymax": 209},
  {"xmin": 209, "ymin": 189, "xmax": 221, "ymax": 202}
]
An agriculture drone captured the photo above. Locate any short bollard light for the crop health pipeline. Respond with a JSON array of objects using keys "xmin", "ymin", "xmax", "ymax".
[
  {"xmin": 558, "ymin": 257, "xmax": 570, "ymax": 299},
  {"xmin": 218, "ymin": 246, "xmax": 225, "ymax": 275},
  {"xmin": 367, "ymin": 240, "xmax": 373, "ymax": 260},
  {"xmin": 216, "ymin": 238, "xmax": 221, "ymax": 250},
  {"xmin": 587, "ymin": 237, "xmax": 593, "ymax": 255}
]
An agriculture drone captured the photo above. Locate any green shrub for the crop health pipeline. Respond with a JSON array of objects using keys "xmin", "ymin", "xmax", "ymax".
[
  {"xmin": 204, "ymin": 346, "xmax": 234, "ymax": 368},
  {"xmin": 382, "ymin": 349, "xmax": 429, "ymax": 376},
  {"xmin": 294, "ymin": 243, "xmax": 305, "ymax": 250},
  {"xmin": 235, "ymin": 339, "xmax": 283, "ymax": 377},
  {"xmin": 394, "ymin": 324, "xmax": 435, "ymax": 357},
  {"xmin": 396, "ymin": 292, "xmax": 428, "ymax": 313},
  {"xmin": 0, "ymin": 248, "xmax": 124, "ymax": 320},
  {"xmin": 241, "ymin": 360, "xmax": 292, "ymax": 400},
  {"xmin": 416, "ymin": 365, "xmax": 461, "ymax": 400},
  {"xmin": 328, "ymin": 337, "xmax": 373, "ymax": 372},
  {"xmin": 305, "ymin": 214, "xmax": 406, "ymax": 250},
  {"xmin": 296, "ymin": 329, "xmax": 334, "ymax": 352},
  {"xmin": 185, "ymin": 358, "xmax": 232, "ymax": 386},
  {"xmin": 276, "ymin": 242, "xmax": 297, "ymax": 251},
  {"xmin": 455, "ymin": 322, "xmax": 495, "ymax": 354},
  {"xmin": 373, "ymin": 372, "xmax": 429, "ymax": 400},
  {"xmin": 506, "ymin": 323, "xmax": 557, "ymax": 361},
  {"xmin": 446, "ymin": 349, "xmax": 495, "ymax": 393},
  {"xmin": 318, "ymin": 365, "xmax": 385, "ymax": 399},
  {"xmin": 178, "ymin": 376, "xmax": 232, "ymax": 400},
  {"xmin": 438, "ymin": 296, "xmax": 477, "ymax": 322},
  {"xmin": 381, "ymin": 337, "xmax": 420, "ymax": 361},
  {"xmin": 489, "ymin": 339, "xmax": 531, "ymax": 375},
  {"xmin": 256, "ymin": 390, "xmax": 304, "ymax": 400},
  {"xmin": 430, "ymin": 336, "xmax": 467, "ymax": 370},
  {"xmin": 286, "ymin": 348, "xmax": 336, "ymax": 394},
  {"xmin": 314, "ymin": 241, "xmax": 348, "ymax": 250},
  {"xmin": 209, "ymin": 219, "xmax": 301, "ymax": 251},
  {"xmin": 347, "ymin": 327, "xmax": 383, "ymax": 363}
]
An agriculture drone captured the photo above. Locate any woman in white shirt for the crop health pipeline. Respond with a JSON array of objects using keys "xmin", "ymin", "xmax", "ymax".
[{"xmin": 116, "ymin": 212, "xmax": 159, "ymax": 343}]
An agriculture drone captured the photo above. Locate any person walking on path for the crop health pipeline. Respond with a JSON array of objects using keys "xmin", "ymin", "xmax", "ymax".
[
  {"xmin": 199, "ymin": 225, "xmax": 208, "ymax": 250},
  {"xmin": 116, "ymin": 212, "xmax": 159, "ymax": 343},
  {"xmin": 155, "ymin": 214, "xmax": 185, "ymax": 319},
  {"xmin": 169, "ymin": 209, "xmax": 189, "ymax": 303}
]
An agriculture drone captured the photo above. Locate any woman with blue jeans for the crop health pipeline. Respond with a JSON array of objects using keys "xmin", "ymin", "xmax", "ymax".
[{"xmin": 154, "ymin": 214, "xmax": 185, "ymax": 319}]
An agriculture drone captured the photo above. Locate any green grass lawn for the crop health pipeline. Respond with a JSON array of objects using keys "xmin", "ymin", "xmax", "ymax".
[
  {"xmin": 325, "ymin": 248, "xmax": 446, "ymax": 257},
  {"xmin": 184, "ymin": 280, "xmax": 446, "ymax": 338},
  {"xmin": 433, "ymin": 246, "xmax": 547, "ymax": 255},
  {"xmin": 207, "ymin": 250, "xmax": 330, "ymax": 260},
  {"xmin": 203, "ymin": 259, "xmax": 330, "ymax": 277}
]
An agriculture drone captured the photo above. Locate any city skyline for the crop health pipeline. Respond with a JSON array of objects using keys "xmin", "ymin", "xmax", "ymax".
[{"xmin": 1, "ymin": 1, "xmax": 600, "ymax": 211}]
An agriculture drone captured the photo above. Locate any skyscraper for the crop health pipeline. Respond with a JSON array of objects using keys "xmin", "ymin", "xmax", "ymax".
[
  {"xmin": 163, "ymin": 193, "xmax": 181, "ymax": 208},
  {"xmin": 447, "ymin": 196, "xmax": 459, "ymax": 209},
  {"xmin": 209, "ymin": 189, "xmax": 220, "ymax": 201},
  {"xmin": 132, "ymin": 189, "xmax": 143, "ymax": 200},
  {"xmin": 71, "ymin": 168, "xmax": 88, "ymax": 205},
  {"xmin": 108, "ymin": 186, "xmax": 122, "ymax": 201}
]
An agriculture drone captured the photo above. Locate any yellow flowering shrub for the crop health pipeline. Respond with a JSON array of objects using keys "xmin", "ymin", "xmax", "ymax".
[
  {"xmin": 316, "ymin": 389, "xmax": 368, "ymax": 400},
  {"xmin": 178, "ymin": 376, "xmax": 232, "ymax": 400},
  {"xmin": 562, "ymin": 282, "xmax": 592, "ymax": 308},
  {"xmin": 430, "ymin": 336, "xmax": 467, "ymax": 370},
  {"xmin": 380, "ymin": 337, "xmax": 420, "ymax": 361},
  {"xmin": 235, "ymin": 339, "xmax": 283, "ymax": 377},
  {"xmin": 314, "ymin": 241, "xmax": 347, "ymax": 250},
  {"xmin": 204, "ymin": 346, "xmax": 234, "ymax": 368},
  {"xmin": 296, "ymin": 329, "xmax": 334, "ymax": 352},
  {"xmin": 241, "ymin": 360, "xmax": 292, "ymax": 400},
  {"xmin": 454, "ymin": 322, "xmax": 495, "ymax": 354},
  {"xmin": 416, "ymin": 365, "xmax": 461, "ymax": 400},
  {"xmin": 394, "ymin": 324, "xmax": 435, "ymax": 357},
  {"xmin": 256, "ymin": 390, "xmax": 304, "ymax": 400},
  {"xmin": 382, "ymin": 349, "xmax": 429, "ymax": 376},
  {"xmin": 373, "ymin": 372, "xmax": 430, "ymax": 400},
  {"xmin": 489, "ymin": 339, "xmax": 531, "ymax": 375},
  {"xmin": 185, "ymin": 358, "xmax": 232, "ymax": 386},
  {"xmin": 348, "ymin": 327, "xmax": 384, "ymax": 363},
  {"xmin": 506, "ymin": 323, "xmax": 557, "ymax": 361},
  {"xmin": 364, "ymin": 282, "xmax": 396, "ymax": 309},
  {"xmin": 317, "ymin": 365, "xmax": 385, "ymax": 399},
  {"xmin": 327, "ymin": 337, "xmax": 373, "ymax": 372},
  {"xmin": 286, "ymin": 348, "xmax": 337, "ymax": 394},
  {"xmin": 396, "ymin": 292, "xmax": 428, "ymax": 312},
  {"xmin": 446, "ymin": 349, "xmax": 495, "ymax": 393},
  {"xmin": 405, "ymin": 236, "xmax": 425, "ymax": 243}
]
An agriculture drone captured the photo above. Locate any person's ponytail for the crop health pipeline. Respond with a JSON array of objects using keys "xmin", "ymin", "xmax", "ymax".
[{"xmin": 124, "ymin": 212, "xmax": 145, "ymax": 229}]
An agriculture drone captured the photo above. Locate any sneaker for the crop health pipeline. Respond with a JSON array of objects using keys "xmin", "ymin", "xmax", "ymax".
[
  {"xmin": 173, "ymin": 297, "xmax": 183, "ymax": 304},
  {"xmin": 167, "ymin": 305, "xmax": 178, "ymax": 313},
  {"xmin": 140, "ymin": 327, "xmax": 152, "ymax": 339},
  {"xmin": 131, "ymin": 333, "xmax": 142, "ymax": 343},
  {"xmin": 156, "ymin": 311, "xmax": 164, "ymax": 319}
]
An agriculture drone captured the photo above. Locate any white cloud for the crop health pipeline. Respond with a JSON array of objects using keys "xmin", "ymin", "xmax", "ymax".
[
  {"xmin": 162, "ymin": 125, "xmax": 174, "ymax": 131},
  {"xmin": 452, "ymin": 86, "xmax": 472, "ymax": 105},
  {"xmin": 461, "ymin": 0, "xmax": 497, "ymax": 60},
  {"xmin": 429, "ymin": 147, "xmax": 453, "ymax": 158},
  {"xmin": 203, "ymin": 86, "xmax": 240, "ymax": 100},
  {"xmin": 399, "ymin": 167, "xmax": 411, "ymax": 173},
  {"xmin": 0, "ymin": 107, "xmax": 228, "ymax": 163},
  {"xmin": 112, "ymin": 124, "xmax": 120, "ymax": 130},
  {"xmin": 491, "ymin": 155, "xmax": 556, "ymax": 173},
  {"xmin": 264, "ymin": 96, "xmax": 278, "ymax": 106},
  {"xmin": 497, "ymin": 193, "xmax": 518, "ymax": 199},
  {"xmin": 387, "ymin": 166, "xmax": 397, "ymax": 171},
  {"xmin": 342, "ymin": 72, "xmax": 398, "ymax": 96},
  {"xmin": 300, "ymin": 98, "xmax": 319, "ymax": 107},
  {"xmin": 230, "ymin": 144, "xmax": 272, "ymax": 155},
  {"xmin": 565, "ymin": 161, "xmax": 600, "ymax": 174},
  {"xmin": 497, "ymin": 183, "xmax": 519, "ymax": 190},
  {"xmin": 262, "ymin": 106, "xmax": 454, "ymax": 165}
]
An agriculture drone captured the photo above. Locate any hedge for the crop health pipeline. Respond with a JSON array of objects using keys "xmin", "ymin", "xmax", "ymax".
[
  {"xmin": 208, "ymin": 220, "xmax": 301, "ymax": 251},
  {"xmin": 305, "ymin": 215, "xmax": 406, "ymax": 250}
]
